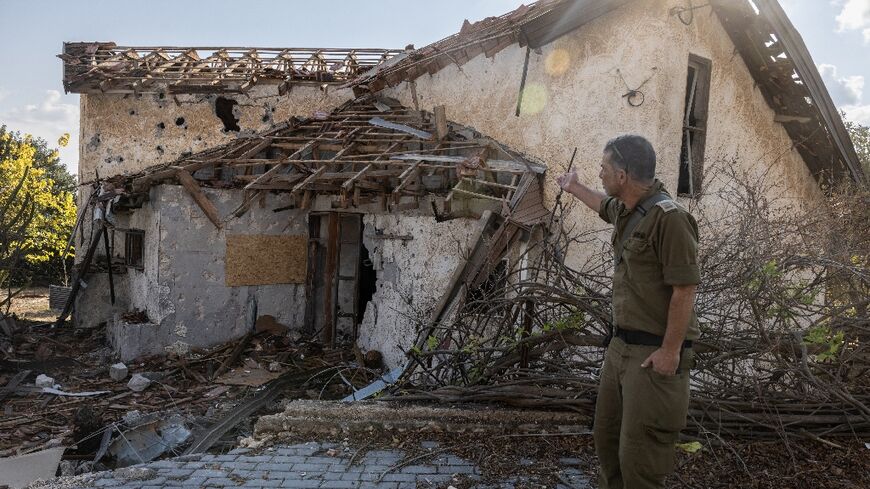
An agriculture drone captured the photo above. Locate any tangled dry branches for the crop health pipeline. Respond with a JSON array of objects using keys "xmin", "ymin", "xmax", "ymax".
[{"xmin": 386, "ymin": 164, "xmax": 870, "ymax": 445}]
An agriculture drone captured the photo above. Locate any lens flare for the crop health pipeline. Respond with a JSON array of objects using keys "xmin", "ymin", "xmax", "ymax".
[
  {"xmin": 519, "ymin": 83, "xmax": 548, "ymax": 115},
  {"xmin": 545, "ymin": 49, "xmax": 571, "ymax": 76}
]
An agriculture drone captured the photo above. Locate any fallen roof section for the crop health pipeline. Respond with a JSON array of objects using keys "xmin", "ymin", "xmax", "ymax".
[
  {"xmin": 108, "ymin": 96, "xmax": 546, "ymax": 220},
  {"xmin": 59, "ymin": 42, "xmax": 403, "ymax": 94},
  {"xmin": 347, "ymin": 0, "xmax": 863, "ymax": 185}
]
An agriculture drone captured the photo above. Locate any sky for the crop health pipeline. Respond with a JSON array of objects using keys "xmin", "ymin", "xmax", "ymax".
[{"xmin": 0, "ymin": 0, "xmax": 869, "ymax": 175}]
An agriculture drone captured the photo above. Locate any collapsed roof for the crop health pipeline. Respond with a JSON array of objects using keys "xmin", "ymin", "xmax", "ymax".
[
  {"xmin": 61, "ymin": 0, "xmax": 864, "ymax": 185},
  {"xmin": 59, "ymin": 43, "xmax": 403, "ymax": 94},
  {"xmin": 108, "ymin": 96, "xmax": 548, "ymax": 226},
  {"xmin": 347, "ymin": 0, "xmax": 863, "ymax": 185}
]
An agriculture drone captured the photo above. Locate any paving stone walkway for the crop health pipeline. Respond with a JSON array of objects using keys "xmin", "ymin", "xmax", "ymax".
[{"xmin": 65, "ymin": 441, "xmax": 591, "ymax": 489}]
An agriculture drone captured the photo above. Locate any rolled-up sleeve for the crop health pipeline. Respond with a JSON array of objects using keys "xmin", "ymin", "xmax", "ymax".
[
  {"xmin": 599, "ymin": 197, "xmax": 617, "ymax": 224},
  {"xmin": 657, "ymin": 211, "xmax": 700, "ymax": 285}
]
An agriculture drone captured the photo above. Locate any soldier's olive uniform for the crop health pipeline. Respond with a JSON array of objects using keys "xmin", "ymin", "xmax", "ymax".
[{"xmin": 594, "ymin": 180, "xmax": 700, "ymax": 489}]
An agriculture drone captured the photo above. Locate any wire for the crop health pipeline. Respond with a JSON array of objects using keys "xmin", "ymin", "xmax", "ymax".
[
  {"xmin": 616, "ymin": 68, "xmax": 658, "ymax": 107},
  {"xmin": 669, "ymin": 1, "xmax": 712, "ymax": 26}
]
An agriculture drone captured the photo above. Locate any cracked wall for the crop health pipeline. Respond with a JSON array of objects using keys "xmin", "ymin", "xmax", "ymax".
[
  {"xmin": 78, "ymin": 84, "xmax": 352, "ymax": 182},
  {"xmin": 357, "ymin": 214, "xmax": 479, "ymax": 368},
  {"xmin": 383, "ymin": 0, "xmax": 824, "ymax": 270}
]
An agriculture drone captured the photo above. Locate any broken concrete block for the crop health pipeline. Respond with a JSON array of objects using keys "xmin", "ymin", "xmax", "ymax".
[
  {"xmin": 123, "ymin": 410, "xmax": 143, "ymax": 425},
  {"xmin": 109, "ymin": 362, "xmax": 129, "ymax": 381},
  {"xmin": 127, "ymin": 374, "xmax": 151, "ymax": 392},
  {"xmin": 35, "ymin": 374, "xmax": 55, "ymax": 388},
  {"xmin": 115, "ymin": 466, "xmax": 157, "ymax": 481}
]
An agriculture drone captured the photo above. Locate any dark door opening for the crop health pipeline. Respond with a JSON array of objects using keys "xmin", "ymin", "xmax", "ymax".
[{"xmin": 305, "ymin": 213, "xmax": 374, "ymax": 347}]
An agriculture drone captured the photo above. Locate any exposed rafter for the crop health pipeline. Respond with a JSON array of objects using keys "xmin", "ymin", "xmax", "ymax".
[{"xmin": 59, "ymin": 43, "xmax": 403, "ymax": 94}]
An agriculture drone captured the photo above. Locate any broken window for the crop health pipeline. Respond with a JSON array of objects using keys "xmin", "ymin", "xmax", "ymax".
[
  {"xmin": 467, "ymin": 259, "xmax": 508, "ymax": 314},
  {"xmin": 215, "ymin": 97, "xmax": 240, "ymax": 132},
  {"xmin": 125, "ymin": 229, "xmax": 145, "ymax": 269},
  {"xmin": 678, "ymin": 55, "xmax": 711, "ymax": 197}
]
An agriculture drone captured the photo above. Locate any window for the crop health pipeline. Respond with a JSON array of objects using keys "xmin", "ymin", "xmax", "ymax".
[
  {"xmin": 125, "ymin": 230, "xmax": 145, "ymax": 269},
  {"xmin": 679, "ymin": 55, "xmax": 711, "ymax": 197}
]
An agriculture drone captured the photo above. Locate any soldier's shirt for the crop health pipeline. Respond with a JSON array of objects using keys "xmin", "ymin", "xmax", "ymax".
[{"xmin": 599, "ymin": 180, "xmax": 701, "ymax": 340}]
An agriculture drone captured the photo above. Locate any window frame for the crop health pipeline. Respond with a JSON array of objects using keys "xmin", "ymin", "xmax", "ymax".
[
  {"xmin": 124, "ymin": 229, "xmax": 145, "ymax": 270},
  {"xmin": 679, "ymin": 54, "xmax": 712, "ymax": 198}
]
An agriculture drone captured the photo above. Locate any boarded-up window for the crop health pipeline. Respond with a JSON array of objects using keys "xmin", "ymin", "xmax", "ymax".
[
  {"xmin": 679, "ymin": 54, "xmax": 711, "ymax": 197},
  {"xmin": 125, "ymin": 230, "xmax": 144, "ymax": 269},
  {"xmin": 225, "ymin": 235, "xmax": 307, "ymax": 286}
]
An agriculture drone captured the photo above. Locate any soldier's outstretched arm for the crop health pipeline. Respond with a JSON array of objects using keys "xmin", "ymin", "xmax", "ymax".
[{"xmin": 556, "ymin": 170, "xmax": 606, "ymax": 212}]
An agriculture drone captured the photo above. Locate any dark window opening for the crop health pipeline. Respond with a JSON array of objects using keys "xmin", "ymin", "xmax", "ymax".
[
  {"xmin": 215, "ymin": 97, "xmax": 240, "ymax": 132},
  {"xmin": 357, "ymin": 242, "xmax": 377, "ymax": 324},
  {"xmin": 679, "ymin": 55, "xmax": 711, "ymax": 197},
  {"xmin": 467, "ymin": 259, "xmax": 508, "ymax": 314},
  {"xmin": 125, "ymin": 230, "xmax": 145, "ymax": 269}
]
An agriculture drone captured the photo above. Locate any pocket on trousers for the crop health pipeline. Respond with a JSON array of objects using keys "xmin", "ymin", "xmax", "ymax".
[
  {"xmin": 647, "ymin": 367, "xmax": 684, "ymax": 383},
  {"xmin": 640, "ymin": 424, "xmax": 679, "ymax": 476}
]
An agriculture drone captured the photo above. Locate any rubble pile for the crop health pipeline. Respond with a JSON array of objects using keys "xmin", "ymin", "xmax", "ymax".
[{"xmin": 0, "ymin": 318, "xmax": 379, "ymax": 472}]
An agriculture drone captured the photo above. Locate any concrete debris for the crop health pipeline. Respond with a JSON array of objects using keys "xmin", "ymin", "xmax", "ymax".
[
  {"xmin": 114, "ymin": 466, "xmax": 157, "ymax": 481},
  {"xmin": 126, "ymin": 373, "xmax": 151, "ymax": 392},
  {"xmin": 108, "ymin": 413, "xmax": 191, "ymax": 467},
  {"xmin": 123, "ymin": 410, "xmax": 143, "ymax": 424},
  {"xmin": 35, "ymin": 374, "xmax": 55, "ymax": 388},
  {"xmin": 256, "ymin": 400, "xmax": 589, "ymax": 439},
  {"xmin": 0, "ymin": 447, "xmax": 65, "ymax": 489},
  {"xmin": 109, "ymin": 362, "xmax": 128, "ymax": 381}
]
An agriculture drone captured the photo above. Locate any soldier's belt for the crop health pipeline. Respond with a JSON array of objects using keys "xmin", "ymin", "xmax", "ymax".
[{"xmin": 613, "ymin": 328, "xmax": 693, "ymax": 349}]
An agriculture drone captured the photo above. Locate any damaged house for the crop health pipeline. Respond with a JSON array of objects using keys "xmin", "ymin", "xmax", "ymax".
[{"xmin": 60, "ymin": 0, "xmax": 863, "ymax": 369}]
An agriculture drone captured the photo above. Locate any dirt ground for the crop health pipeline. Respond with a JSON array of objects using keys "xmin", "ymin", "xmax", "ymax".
[{"xmin": 5, "ymin": 287, "xmax": 57, "ymax": 324}]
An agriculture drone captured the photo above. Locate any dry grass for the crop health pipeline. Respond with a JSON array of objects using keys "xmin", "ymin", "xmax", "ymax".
[{"xmin": 6, "ymin": 287, "xmax": 57, "ymax": 323}]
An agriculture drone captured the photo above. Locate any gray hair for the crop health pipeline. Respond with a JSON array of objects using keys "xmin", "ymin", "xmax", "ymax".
[{"xmin": 604, "ymin": 134, "xmax": 656, "ymax": 182}]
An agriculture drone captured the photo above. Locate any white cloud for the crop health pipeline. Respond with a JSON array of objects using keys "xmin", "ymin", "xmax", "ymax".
[
  {"xmin": 818, "ymin": 63, "xmax": 865, "ymax": 105},
  {"xmin": 0, "ymin": 90, "xmax": 79, "ymax": 174},
  {"xmin": 835, "ymin": 0, "xmax": 870, "ymax": 42},
  {"xmin": 0, "ymin": 87, "xmax": 9, "ymax": 103},
  {"xmin": 842, "ymin": 103, "xmax": 870, "ymax": 125}
]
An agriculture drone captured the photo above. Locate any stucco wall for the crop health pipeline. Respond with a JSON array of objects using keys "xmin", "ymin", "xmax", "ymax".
[
  {"xmin": 150, "ymin": 185, "xmax": 309, "ymax": 355},
  {"xmin": 77, "ymin": 84, "xmax": 352, "ymax": 182},
  {"xmin": 357, "ymin": 214, "xmax": 479, "ymax": 368},
  {"xmin": 382, "ymin": 0, "xmax": 823, "ymax": 266}
]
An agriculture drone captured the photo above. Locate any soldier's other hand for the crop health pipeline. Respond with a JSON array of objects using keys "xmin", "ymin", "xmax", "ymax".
[
  {"xmin": 557, "ymin": 170, "xmax": 579, "ymax": 192},
  {"xmin": 641, "ymin": 348, "xmax": 679, "ymax": 376}
]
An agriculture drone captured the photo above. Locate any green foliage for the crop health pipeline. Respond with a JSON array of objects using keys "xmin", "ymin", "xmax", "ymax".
[
  {"xmin": 0, "ymin": 126, "xmax": 76, "ymax": 276},
  {"xmin": 541, "ymin": 312, "xmax": 585, "ymax": 333},
  {"xmin": 804, "ymin": 325, "xmax": 845, "ymax": 362},
  {"xmin": 843, "ymin": 116, "xmax": 870, "ymax": 179},
  {"xmin": 746, "ymin": 259, "xmax": 782, "ymax": 293}
]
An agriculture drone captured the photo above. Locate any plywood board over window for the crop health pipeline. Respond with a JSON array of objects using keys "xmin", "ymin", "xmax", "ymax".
[{"xmin": 225, "ymin": 235, "xmax": 307, "ymax": 286}]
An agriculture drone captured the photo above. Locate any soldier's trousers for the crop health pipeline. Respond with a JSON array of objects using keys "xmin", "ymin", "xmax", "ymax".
[{"xmin": 593, "ymin": 337, "xmax": 693, "ymax": 489}]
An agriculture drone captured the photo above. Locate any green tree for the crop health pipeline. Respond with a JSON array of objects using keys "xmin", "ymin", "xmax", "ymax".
[
  {"xmin": 0, "ymin": 126, "xmax": 76, "ymax": 291},
  {"xmin": 843, "ymin": 117, "xmax": 870, "ymax": 179}
]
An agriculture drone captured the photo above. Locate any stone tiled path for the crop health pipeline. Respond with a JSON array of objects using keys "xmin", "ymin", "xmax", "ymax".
[{"xmin": 65, "ymin": 441, "xmax": 591, "ymax": 489}]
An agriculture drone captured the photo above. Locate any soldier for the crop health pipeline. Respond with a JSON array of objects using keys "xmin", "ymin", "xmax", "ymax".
[{"xmin": 556, "ymin": 135, "xmax": 700, "ymax": 489}]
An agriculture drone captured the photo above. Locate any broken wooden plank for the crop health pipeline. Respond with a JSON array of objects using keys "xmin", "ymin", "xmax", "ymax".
[
  {"xmin": 393, "ymin": 160, "xmax": 422, "ymax": 200},
  {"xmin": 369, "ymin": 117, "xmax": 432, "ymax": 140},
  {"xmin": 434, "ymin": 105, "xmax": 448, "ymax": 140},
  {"xmin": 212, "ymin": 332, "xmax": 254, "ymax": 380},
  {"xmin": 244, "ymin": 140, "xmax": 315, "ymax": 190},
  {"xmin": 176, "ymin": 169, "xmax": 222, "ymax": 229},
  {"xmin": 0, "ymin": 370, "xmax": 31, "ymax": 404},
  {"xmin": 290, "ymin": 166, "xmax": 327, "ymax": 196},
  {"xmin": 343, "ymin": 164, "xmax": 373, "ymax": 191},
  {"xmin": 182, "ymin": 367, "xmax": 324, "ymax": 455}
]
